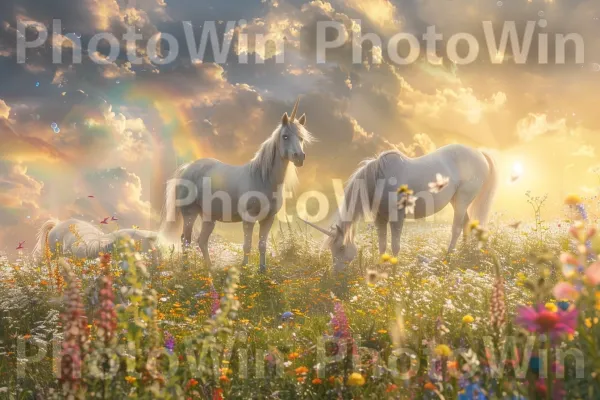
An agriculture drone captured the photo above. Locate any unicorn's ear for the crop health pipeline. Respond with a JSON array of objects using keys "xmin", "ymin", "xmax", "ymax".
[
  {"xmin": 282, "ymin": 112, "xmax": 290, "ymax": 125},
  {"xmin": 298, "ymin": 113, "xmax": 306, "ymax": 126}
]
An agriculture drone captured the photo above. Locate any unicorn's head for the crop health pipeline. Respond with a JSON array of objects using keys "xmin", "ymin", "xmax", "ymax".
[
  {"xmin": 279, "ymin": 97, "xmax": 312, "ymax": 167},
  {"xmin": 300, "ymin": 219, "xmax": 357, "ymax": 272}
]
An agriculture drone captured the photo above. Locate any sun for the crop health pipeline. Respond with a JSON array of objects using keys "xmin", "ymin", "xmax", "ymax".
[{"xmin": 513, "ymin": 162, "xmax": 524, "ymax": 175}]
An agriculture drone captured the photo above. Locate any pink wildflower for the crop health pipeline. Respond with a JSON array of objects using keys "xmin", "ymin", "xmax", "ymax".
[{"xmin": 516, "ymin": 304, "xmax": 577, "ymax": 340}]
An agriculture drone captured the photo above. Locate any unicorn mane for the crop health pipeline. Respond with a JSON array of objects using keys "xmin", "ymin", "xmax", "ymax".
[
  {"xmin": 250, "ymin": 122, "xmax": 314, "ymax": 192},
  {"xmin": 328, "ymin": 149, "xmax": 402, "ymax": 246}
]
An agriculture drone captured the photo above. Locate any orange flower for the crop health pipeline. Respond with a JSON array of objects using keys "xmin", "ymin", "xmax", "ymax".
[
  {"xmin": 386, "ymin": 384, "xmax": 398, "ymax": 392},
  {"xmin": 297, "ymin": 377, "xmax": 306, "ymax": 383},
  {"xmin": 312, "ymin": 378, "xmax": 322, "ymax": 385},
  {"xmin": 187, "ymin": 378, "xmax": 199, "ymax": 388},
  {"xmin": 288, "ymin": 352, "xmax": 300, "ymax": 360},
  {"xmin": 219, "ymin": 375, "xmax": 230, "ymax": 383},
  {"xmin": 447, "ymin": 361, "xmax": 458, "ymax": 370},
  {"xmin": 295, "ymin": 366, "xmax": 309, "ymax": 375},
  {"xmin": 424, "ymin": 382, "xmax": 437, "ymax": 391}
]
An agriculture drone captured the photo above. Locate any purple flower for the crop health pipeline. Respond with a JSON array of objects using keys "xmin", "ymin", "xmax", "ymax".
[
  {"xmin": 164, "ymin": 332, "xmax": 175, "ymax": 355},
  {"xmin": 331, "ymin": 301, "xmax": 350, "ymax": 339}
]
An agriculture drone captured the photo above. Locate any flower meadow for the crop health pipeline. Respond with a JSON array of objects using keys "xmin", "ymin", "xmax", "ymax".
[{"xmin": 1, "ymin": 196, "xmax": 600, "ymax": 399}]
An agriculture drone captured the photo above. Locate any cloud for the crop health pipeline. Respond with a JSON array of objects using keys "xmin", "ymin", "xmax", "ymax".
[
  {"xmin": 0, "ymin": 99, "xmax": 9, "ymax": 119},
  {"xmin": 572, "ymin": 144, "xmax": 596, "ymax": 158},
  {"xmin": 516, "ymin": 113, "xmax": 567, "ymax": 142},
  {"xmin": 67, "ymin": 167, "xmax": 155, "ymax": 227},
  {"xmin": 0, "ymin": 161, "xmax": 44, "ymax": 225},
  {"xmin": 341, "ymin": 0, "xmax": 402, "ymax": 33}
]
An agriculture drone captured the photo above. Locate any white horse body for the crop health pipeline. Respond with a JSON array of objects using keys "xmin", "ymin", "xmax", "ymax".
[
  {"xmin": 159, "ymin": 99, "xmax": 314, "ymax": 271},
  {"xmin": 32, "ymin": 218, "xmax": 159, "ymax": 260},
  {"xmin": 303, "ymin": 144, "xmax": 497, "ymax": 271}
]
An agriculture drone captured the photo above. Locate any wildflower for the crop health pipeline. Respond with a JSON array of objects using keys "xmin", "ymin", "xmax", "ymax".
[
  {"xmin": 125, "ymin": 376, "xmax": 137, "ymax": 384},
  {"xmin": 331, "ymin": 301, "xmax": 351, "ymax": 339},
  {"xmin": 380, "ymin": 253, "xmax": 391, "ymax": 262},
  {"xmin": 585, "ymin": 318, "xmax": 598, "ymax": 328},
  {"xmin": 397, "ymin": 185, "xmax": 413, "ymax": 195},
  {"xmin": 434, "ymin": 344, "xmax": 452, "ymax": 357},
  {"xmin": 490, "ymin": 270, "xmax": 507, "ymax": 335},
  {"xmin": 462, "ymin": 315, "xmax": 474, "ymax": 324},
  {"xmin": 557, "ymin": 300, "xmax": 571, "ymax": 311},
  {"xmin": 366, "ymin": 269, "xmax": 388, "ymax": 285},
  {"xmin": 59, "ymin": 259, "xmax": 90, "ymax": 398},
  {"xmin": 288, "ymin": 352, "xmax": 300, "ymax": 360},
  {"xmin": 398, "ymin": 192, "xmax": 417, "ymax": 215},
  {"xmin": 424, "ymin": 382, "xmax": 437, "ymax": 391},
  {"xmin": 219, "ymin": 375, "xmax": 230, "ymax": 383},
  {"xmin": 385, "ymin": 384, "xmax": 398, "ymax": 392},
  {"xmin": 346, "ymin": 372, "xmax": 365, "ymax": 386},
  {"xmin": 428, "ymin": 173, "xmax": 450, "ymax": 193},
  {"xmin": 585, "ymin": 262, "xmax": 600, "ymax": 286},
  {"xmin": 564, "ymin": 194, "xmax": 582, "ymax": 206},
  {"xmin": 544, "ymin": 303, "xmax": 558, "ymax": 313},
  {"xmin": 312, "ymin": 378, "xmax": 322, "ymax": 385},
  {"xmin": 295, "ymin": 366, "xmax": 309, "ymax": 375},
  {"xmin": 560, "ymin": 253, "xmax": 581, "ymax": 278},
  {"xmin": 212, "ymin": 388, "xmax": 224, "ymax": 400},
  {"xmin": 297, "ymin": 377, "xmax": 306, "ymax": 383},
  {"xmin": 390, "ymin": 257, "xmax": 398, "ymax": 265},
  {"xmin": 164, "ymin": 332, "xmax": 175, "ymax": 355},
  {"xmin": 516, "ymin": 304, "xmax": 578, "ymax": 340},
  {"xmin": 186, "ymin": 378, "xmax": 199, "ymax": 388},
  {"xmin": 282, "ymin": 311, "xmax": 294, "ymax": 321},
  {"xmin": 552, "ymin": 282, "xmax": 580, "ymax": 301}
]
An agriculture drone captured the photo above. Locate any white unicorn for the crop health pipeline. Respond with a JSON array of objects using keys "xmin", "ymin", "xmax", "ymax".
[
  {"xmin": 301, "ymin": 144, "xmax": 498, "ymax": 271},
  {"xmin": 160, "ymin": 98, "xmax": 314, "ymax": 272},
  {"xmin": 32, "ymin": 218, "xmax": 160, "ymax": 260}
]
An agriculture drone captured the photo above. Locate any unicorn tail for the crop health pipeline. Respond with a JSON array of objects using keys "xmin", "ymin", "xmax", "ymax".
[
  {"xmin": 159, "ymin": 163, "xmax": 191, "ymax": 245},
  {"xmin": 32, "ymin": 218, "xmax": 59, "ymax": 260},
  {"xmin": 468, "ymin": 150, "xmax": 498, "ymax": 226}
]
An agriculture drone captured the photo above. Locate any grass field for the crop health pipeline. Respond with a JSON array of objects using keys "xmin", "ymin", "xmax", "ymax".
[{"xmin": 1, "ymin": 204, "xmax": 600, "ymax": 399}]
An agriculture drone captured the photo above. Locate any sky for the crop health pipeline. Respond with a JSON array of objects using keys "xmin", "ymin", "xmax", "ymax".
[{"xmin": 1, "ymin": 0, "xmax": 600, "ymax": 254}]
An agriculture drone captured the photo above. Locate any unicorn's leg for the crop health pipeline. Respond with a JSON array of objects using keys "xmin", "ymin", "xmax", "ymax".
[
  {"xmin": 242, "ymin": 221, "xmax": 254, "ymax": 266},
  {"xmin": 376, "ymin": 216, "xmax": 388, "ymax": 255},
  {"xmin": 198, "ymin": 220, "xmax": 216, "ymax": 268},
  {"xmin": 181, "ymin": 209, "xmax": 197, "ymax": 250},
  {"xmin": 390, "ymin": 216, "xmax": 405, "ymax": 256},
  {"xmin": 258, "ymin": 215, "xmax": 275, "ymax": 273},
  {"xmin": 449, "ymin": 186, "xmax": 479, "ymax": 252},
  {"xmin": 448, "ymin": 198, "xmax": 471, "ymax": 253},
  {"xmin": 462, "ymin": 213, "xmax": 470, "ymax": 241}
]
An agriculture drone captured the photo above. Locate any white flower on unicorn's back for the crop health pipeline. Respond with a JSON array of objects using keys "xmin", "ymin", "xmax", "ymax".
[{"xmin": 428, "ymin": 173, "xmax": 450, "ymax": 193}]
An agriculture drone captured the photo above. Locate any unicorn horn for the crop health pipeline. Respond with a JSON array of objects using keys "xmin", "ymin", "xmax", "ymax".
[
  {"xmin": 298, "ymin": 217, "xmax": 334, "ymax": 237},
  {"xmin": 290, "ymin": 97, "xmax": 300, "ymax": 121}
]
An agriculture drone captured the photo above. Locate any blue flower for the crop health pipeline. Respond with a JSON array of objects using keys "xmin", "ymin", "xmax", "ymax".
[
  {"xmin": 458, "ymin": 383, "xmax": 487, "ymax": 400},
  {"xmin": 282, "ymin": 311, "xmax": 294, "ymax": 320}
]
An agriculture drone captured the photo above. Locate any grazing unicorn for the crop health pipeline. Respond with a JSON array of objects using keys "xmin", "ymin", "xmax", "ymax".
[
  {"xmin": 160, "ymin": 98, "xmax": 314, "ymax": 272},
  {"xmin": 301, "ymin": 144, "xmax": 497, "ymax": 271},
  {"xmin": 32, "ymin": 218, "xmax": 160, "ymax": 260}
]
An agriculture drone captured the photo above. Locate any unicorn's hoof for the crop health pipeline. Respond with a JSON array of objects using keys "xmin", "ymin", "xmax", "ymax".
[{"xmin": 259, "ymin": 264, "xmax": 266, "ymax": 273}]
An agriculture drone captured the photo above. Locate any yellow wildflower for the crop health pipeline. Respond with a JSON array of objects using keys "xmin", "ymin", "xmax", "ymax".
[
  {"xmin": 545, "ymin": 302, "xmax": 558, "ymax": 313},
  {"xmin": 564, "ymin": 194, "xmax": 582, "ymax": 206},
  {"xmin": 434, "ymin": 344, "xmax": 452, "ymax": 357},
  {"xmin": 125, "ymin": 376, "xmax": 137, "ymax": 384},
  {"xmin": 380, "ymin": 254, "xmax": 391, "ymax": 262},
  {"xmin": 390, "ymin": 257, "xmax": 398, "ymax": 265},
  {"xmin": 347, "ymin": 372, "xmax": 365, "ymax": 386},
  {"xmin": 462, "ymin": 315, "xmax": 474, "ymax": 324}
]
